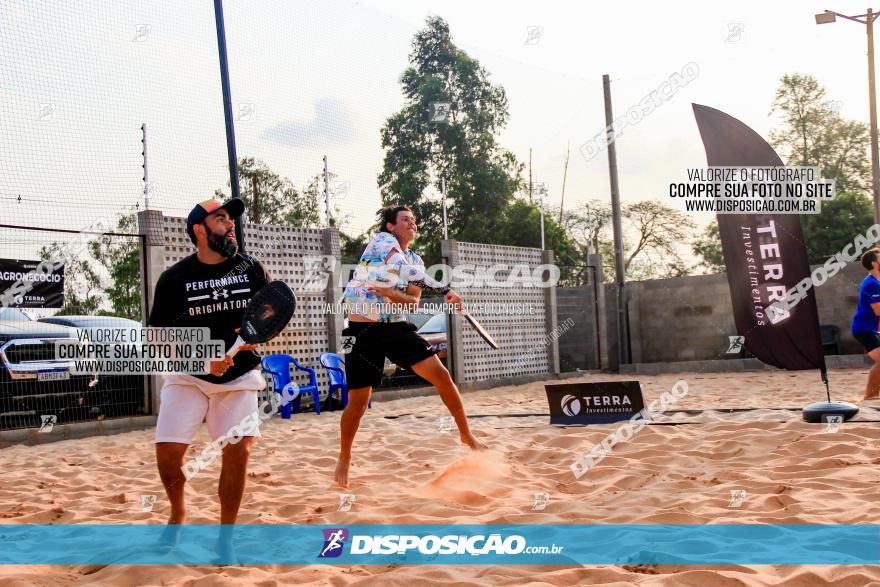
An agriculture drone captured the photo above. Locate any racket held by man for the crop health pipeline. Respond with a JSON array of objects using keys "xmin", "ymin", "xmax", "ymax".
[{"xmin": 226, "ymin": 280, "xmax": 297, "ymax": 359}]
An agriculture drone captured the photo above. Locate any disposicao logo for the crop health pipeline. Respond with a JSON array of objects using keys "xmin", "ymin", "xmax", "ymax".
[
  {"xmin": 318, "ymin": 528, "xmax": 349, "ymax": 558},
  {"xmin": 349, "ymin": 533, "xmax": 528, "ymax": 555}
]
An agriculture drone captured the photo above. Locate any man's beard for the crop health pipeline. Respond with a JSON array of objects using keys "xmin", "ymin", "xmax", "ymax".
[{"xmin": 206, "ymin": 229, "xmax": 238, "ymax": 257}]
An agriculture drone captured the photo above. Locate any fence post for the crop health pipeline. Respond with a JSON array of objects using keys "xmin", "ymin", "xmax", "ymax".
[
  {"xmin": 137, "ymin": 209, "xmax": 165, "ymax": 416},
  {"xmin": 627, "ymin": 284, "xmax": 642, "ymax": 364},
  {"xmin": 323, "ymin": 227, "xmax": 343, "ymax": 353},
  {"xmin": 605, "ymin": 281, "xmax": 620, "ymax": 372},
  {"xmin": 441, "ymin": 239, "xmax": 463, "ymax": 385},
  {"xmin": 543, "ymin": 249, "xmax": 560, "ymax": 375},
  {"xmin": 588, "ymin": 253, "xmax": 607, "ymax": 370}
]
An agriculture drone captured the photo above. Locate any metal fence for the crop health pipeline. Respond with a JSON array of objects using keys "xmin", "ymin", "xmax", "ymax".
[
  {"xmin": 0, "ymin": 216, "xmax": 606, "ymax": 433},
  {"xmin": 0, "ymin": 224, "xmax": 150, "ymax": 431}
]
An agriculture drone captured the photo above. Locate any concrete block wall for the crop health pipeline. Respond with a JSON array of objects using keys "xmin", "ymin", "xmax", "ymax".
[
  {"xmin": 628, "ymin": 272, "xmax": 737, "ymax": 363},
  {"xmin": 612, "ymin": 261, "xmax": 868, "ymax": 364}
]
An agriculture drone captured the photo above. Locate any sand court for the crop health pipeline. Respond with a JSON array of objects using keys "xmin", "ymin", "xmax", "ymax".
[{"xmin": 1, "ymin": 368, "xmax": 880, "ymax": 585}]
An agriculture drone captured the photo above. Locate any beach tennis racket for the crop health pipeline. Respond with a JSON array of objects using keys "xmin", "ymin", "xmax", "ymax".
[
  {"xmin": 226, "ymin": 280, "xmax": 296, "ymax": 358},
  {"xmin": 460, "ymin": 310, "xmax": 500, "ymax": 350}
]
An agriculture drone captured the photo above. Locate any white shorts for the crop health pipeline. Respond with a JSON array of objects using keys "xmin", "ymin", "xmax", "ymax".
[{"xmin": 154, "ymin": 370, "xmax": 266, "ymax": 444}]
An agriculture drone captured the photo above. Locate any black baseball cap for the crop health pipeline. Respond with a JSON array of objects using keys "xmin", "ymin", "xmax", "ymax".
[{"xmin": 186, "ymin": 197, "xmax": 245, "ymax": 242}]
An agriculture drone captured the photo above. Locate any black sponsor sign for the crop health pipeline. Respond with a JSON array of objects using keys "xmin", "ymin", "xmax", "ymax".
[
  {"xmin": 693, "ymin": 105, "xmax": 826, "ymax": 375},
  {"xmin": 545, "ymin": 381, "xmax": 645, "ymax": 425},
  {"xmin": 0, "ymin": 258, "xmax": 65, "ymax": 308}
]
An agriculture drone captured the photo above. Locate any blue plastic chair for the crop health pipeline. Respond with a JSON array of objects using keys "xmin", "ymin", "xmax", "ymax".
[
  {"xmin": 261, "ymin": 354, "xmax": 320, "ymax": 417},
  {"xmin": 319, "ymin": 352, "xmax": 370, "ymax": 409}
]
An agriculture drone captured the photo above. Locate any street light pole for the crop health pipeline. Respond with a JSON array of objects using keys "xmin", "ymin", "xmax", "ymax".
[
  {"xmin": 603, "ymin": 74, "xmax": 630, "ymax": 367},
  {"xmin": 539, "ymin": 193, "xmax": 545, "ymax": 249},
  {"xmin": 816, "ymin": 8, "xmax": 880, "ymax": 224}
]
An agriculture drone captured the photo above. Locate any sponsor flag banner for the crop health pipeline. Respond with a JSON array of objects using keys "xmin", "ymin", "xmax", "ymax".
[
  {"xmin": 0, "ymin": 258, "xmax": 65, "ymax": 308},
  {"xmin": 545, "ymin": 381, "xmax": 645, "ymax": 425},
  {"xmin": 692, "ymin": 104, "xmax": 826, "ymax": 374},
  {"xmin": 0, "ymin": 524, "xmax": 878, "ymax": 565}
]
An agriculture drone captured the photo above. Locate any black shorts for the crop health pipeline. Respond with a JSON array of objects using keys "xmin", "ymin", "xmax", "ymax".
[
  {"xmin": 341, "ymin": 321, "xmax": 437, "ymax": 389},
  {"xmin": 854, "ymin": 330, "xmax": 880, "ymax": 352}
]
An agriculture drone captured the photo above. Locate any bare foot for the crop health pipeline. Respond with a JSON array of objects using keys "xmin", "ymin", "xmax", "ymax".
[
  {"xmin": 461, "ymin": 433, "xmax": 488, "ymax": 451},
  {"xmin": 334, "ymin": 454, "xmax": 351, "ymax": 488},
  {"xmin": 214, "ymin": 526, "xmax": 238, "ymax": 565},
  {"xmin": 159, "ymin": 520, "xmax": 184, "ymax": 548}
]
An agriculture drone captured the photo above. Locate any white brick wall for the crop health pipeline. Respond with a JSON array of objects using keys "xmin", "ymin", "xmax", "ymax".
[{"xmin": 443, "ymin": 241, "xmax": 556, "ymax": 382}]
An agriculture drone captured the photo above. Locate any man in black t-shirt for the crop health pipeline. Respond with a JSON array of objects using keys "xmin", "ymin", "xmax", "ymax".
[{"xmin": 149, "ymin": 197, "xmax": 270, "ymax": 529}]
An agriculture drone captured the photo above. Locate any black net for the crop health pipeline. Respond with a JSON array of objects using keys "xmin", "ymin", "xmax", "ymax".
[{"xmin": 0, "ymin": 1, "xmax": 628, "ymax": 423}]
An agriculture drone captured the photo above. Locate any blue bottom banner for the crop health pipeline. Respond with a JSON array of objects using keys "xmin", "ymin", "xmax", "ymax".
[{"xmin": 0, "ymin": 524, "xmax": 878, "ymax": 565}]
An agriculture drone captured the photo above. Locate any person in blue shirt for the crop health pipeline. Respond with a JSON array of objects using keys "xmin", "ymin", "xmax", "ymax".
[{"xmin": 852, "ymin": 247, "xmax": 880, "ymax": 400}]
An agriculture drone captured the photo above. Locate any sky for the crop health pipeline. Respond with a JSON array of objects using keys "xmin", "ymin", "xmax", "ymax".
[{"xmin": 1, "ymin": 0, "xmax": 877, "ymax": 251}]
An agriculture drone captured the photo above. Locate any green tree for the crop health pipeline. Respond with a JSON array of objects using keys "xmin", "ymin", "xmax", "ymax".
[
  {"xmin": 38, "ymin": 214, "xmax": 142, "ymax": 319},
  {"xmin": 800, "ymin": 192, "xmax": 874, "ymax": 262},
  {"xmin": 691, "ymin": 221, "xmax": 725, "ymax": 273},
  {"xmin": 621, "ymin": 200, "xmax": 695, "ymax": 280},
  {"xmin": 378, "ymin": 16, "xmax": 523, "ymax": 265},
  {"xmin": 218, "ymin": 157, "xmax": 322, "ymax": 227},
  {"xmin": 769, "ymin": 74, "xmax": 873, "ymax": 263},
  {"xmin": 339, "ymin": 231, "xmax": 369, "ymax": 266},
  {"xmin": 561, "ymin": 199, "xmax": 694, "ymax": 281},
  {"xmin": 39, "ymin": 245, "xmax": 105, "ymax": 316},
  {"xmin": 89, "ymin": 214, "xmax": 141, "ymax": 320},
  {"xmin": 770, "ymin": 74, "xmax": 869, "ymax": 195},
  {"xmin": 561, "ymin": 199, "xmax": 612, "ymax": 256},
  {"xmin": 493, "ymin": 199, "xmax": 583, "ymax": 284},
  {"xmin": 290, "ymin": 173, "xmax": 327, "ymax": 228},
  {"xmin": 769, "ymin": 73, "xmax": 874, "ymax": 263},
  {"xmin": 695, "ymin": 74, "xmax": 875, "ymax": 269},
  {"xmin": 692, "ymin": 194, "xmax": 875, "ymax": 269}
]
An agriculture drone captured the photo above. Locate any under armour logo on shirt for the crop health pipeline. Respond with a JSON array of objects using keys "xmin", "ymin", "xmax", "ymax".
[{"xmin": 212, "ymin": 289, "xmax": 229, "ymax": 300}]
